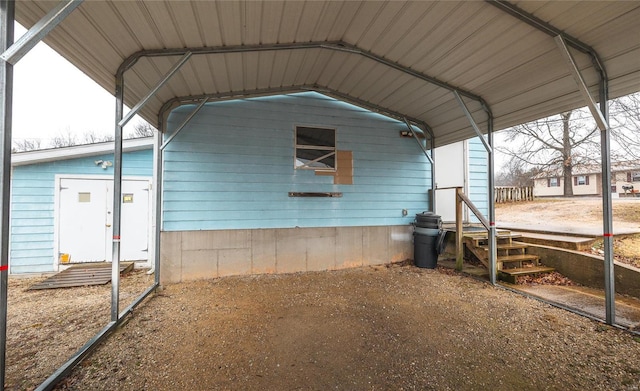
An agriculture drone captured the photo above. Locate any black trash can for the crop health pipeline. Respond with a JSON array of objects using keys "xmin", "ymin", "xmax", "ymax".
[{"xmin": 414, "ymin": 212, "xmax": 444, "ymax": 269}]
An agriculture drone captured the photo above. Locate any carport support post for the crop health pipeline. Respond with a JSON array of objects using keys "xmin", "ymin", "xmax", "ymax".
[
  {"xmin": 555, "ymin": 35, "xmax": 614, "ymax": 324},
  {"xmin": 487, "ymin": 115, "xmax": 497, "ymax": 285},
  {"xmin": 153, "ymin": 125, "xmax": 163, "ymax": 286},
  {"xmin": 453, "ymin": 91, "xmax": 497, "ymax": 284},
  {"xmin": 599, "ymin": 88, "xmax": 614, "ymax": 325},
  {"xmin": 111, "ymin": 74, "xmax": 125, "ymax": 321},
  {"xmin": 0, "ymin": 1, "xmax": 13, "ymax": 388},
  {"xmin": 455, "ymin": 187, "xmax": 463, "ymax": 270}
]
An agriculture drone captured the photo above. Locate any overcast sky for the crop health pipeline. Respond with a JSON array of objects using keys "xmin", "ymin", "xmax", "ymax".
[{"xmin": 12, "ymin": 24, "xmax": 142, "ymax": 144}]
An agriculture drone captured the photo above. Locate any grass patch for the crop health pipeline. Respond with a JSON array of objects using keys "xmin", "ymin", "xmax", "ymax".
[
  {"xmin": 590, "ymin": 233, "xmax": 640, "ymax": 269},
  {"xmin": 584, "ymin": 201, "xmax": 640, "ymax": 224}
]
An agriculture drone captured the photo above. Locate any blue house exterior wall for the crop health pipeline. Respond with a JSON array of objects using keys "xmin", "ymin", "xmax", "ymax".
[
  {"xmin": 10, "ymin": 149, "xmax": 153, "ymax": 274},
  {"xmin": 468, "ymin": 137, "xmax": 489, "ymax": 222},
  {"xmin": 162, "ymin": 92, "xmax": 432, "ymax": 231}
]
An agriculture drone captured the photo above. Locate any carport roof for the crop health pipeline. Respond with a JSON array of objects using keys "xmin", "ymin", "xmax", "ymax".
[{"xmin": 12, "ymin": 1, "xmax": 640, "ymax": 147}]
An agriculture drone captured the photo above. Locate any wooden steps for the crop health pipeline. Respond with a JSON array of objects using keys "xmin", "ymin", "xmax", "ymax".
[
  {"xmin": 461, "ymin": 230, "xmax": 554, "ymax": 283},
  {"xmin": 498, "ymin": 266, "xmax": 556, "ymax": 284}
]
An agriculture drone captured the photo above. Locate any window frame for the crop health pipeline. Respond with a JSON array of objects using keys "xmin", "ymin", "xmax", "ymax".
[
  {"xmin": 632, "ymin": 171, "xmax": 640, "ymax": 182},
  {"xmin": 548, "ymin": 177, "xmax": 559, "ymax": 187},
  {"xmin": 294, "ymin": 125, "xmax": 337, "ymax": 172},
  {"xmin": 576, "ymin": 175, "xmax": 587, "ymax": 186}
]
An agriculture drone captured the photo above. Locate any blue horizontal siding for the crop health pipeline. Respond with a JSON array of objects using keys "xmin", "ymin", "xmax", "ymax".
[
  {"xmin": 467, "ymin": 137, "xmax": 489, "ymax": 223},
  {"xmin": 163, "ymin": 92, "xmax": 432, "ymax": 231},
  {"xmin": 10, "ymin": 149, "xmax": 153, "ymax": 274},
  {"xmin": 11, "ymin": 264, "xmax": 54, "ymax": 274}
]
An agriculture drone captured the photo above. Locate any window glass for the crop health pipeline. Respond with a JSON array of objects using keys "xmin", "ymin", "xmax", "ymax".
[
  {"xmin": 549, "ymin": 177, "xmax": 559, "ymax": 187},
  {"xmin": 632, "ymin": 171, "xmax": 640, "ymax": 182},
  {"xmin": 577, "ymin": 175, "xmax": 586, "ymax": 185},
  {"xmin": 295, "ymin": 126, "xmax": 336, "ymax": 170}
]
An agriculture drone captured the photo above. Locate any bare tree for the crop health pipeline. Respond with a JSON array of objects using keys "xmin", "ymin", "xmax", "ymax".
[
  {"xmin": 498, "ymin": 109, "xmax": 599, "ymax": 196},
  {"xmin": 49, "ymin": 129, "xmax": 79, "ymax": 148},
  {"xmin": 610, "ymin": 92, "xmax": 640, "ymax": 160},
  {"xmin": 12, "ymin": 138, "xmax": 42, "ymax": 152},
  {"xmin": 82, "ymin": 131, "xmax": 114, "ymax": 144},
  {"xmin": 495, "ymin": 158, "xmax": 541, "ymax": 187},
  {"xmin": 129, "ymin": 121, "xmax": 155, "ymax": 138}
]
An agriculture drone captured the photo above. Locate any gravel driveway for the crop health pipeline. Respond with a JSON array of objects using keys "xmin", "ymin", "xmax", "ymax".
[{"xmin": 51, "ymin": 265, "xmax": 640, "ymax": 391}]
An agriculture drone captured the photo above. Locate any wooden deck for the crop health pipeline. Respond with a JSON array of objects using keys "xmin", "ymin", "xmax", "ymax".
[{"xmin": 28, "ymin": 262, "xmax": 134, "ymax": 290}]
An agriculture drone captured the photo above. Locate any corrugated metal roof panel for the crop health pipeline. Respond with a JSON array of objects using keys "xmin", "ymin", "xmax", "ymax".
[{"xmin": 11, "ymin": 1, "xmax": 640, "ymax": 147}]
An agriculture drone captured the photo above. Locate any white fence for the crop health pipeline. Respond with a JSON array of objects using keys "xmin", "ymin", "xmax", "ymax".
[{"xmin": 495, "ymin": 186, "xmax": 534, "ymax": 203}]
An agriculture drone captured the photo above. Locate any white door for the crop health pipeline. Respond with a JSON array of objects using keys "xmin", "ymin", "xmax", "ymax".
[
  {"xmin": 58, "ymin": 178, "xmax": 150, "ymax": 264},
  {"xmin": 110, "ymin": 180, "xmax": 150, "ymax": 262},
  {"xmin": 59, "ymin": 178, "xmax": 110, "ymax": 263}
]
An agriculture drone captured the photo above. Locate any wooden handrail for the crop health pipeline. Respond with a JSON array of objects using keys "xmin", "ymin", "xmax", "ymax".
[{"xmin": 453, "ymin": 187, "xmax": 491, "ymax": 271}]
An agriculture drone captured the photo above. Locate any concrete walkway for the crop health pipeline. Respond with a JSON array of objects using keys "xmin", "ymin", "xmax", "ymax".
[
  {"xmin": 440, "ymin": 221, "xmax": 640, "ymax": 331},
  {"xmin": 514, "ymin": 284, "xmax": 640, "ymax": 331},
  {"xmin": 438, "ymin": 259, "xmax": 640, "ymax": 332},
  {"xmin": 496, "ymin": 222, "xmax": 640, "ymax": 237}
]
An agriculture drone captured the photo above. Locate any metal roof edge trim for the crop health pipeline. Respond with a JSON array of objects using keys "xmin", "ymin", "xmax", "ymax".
[{"xmin": 11, "ymin": 136, "xmax": 153, "ymax": 166}]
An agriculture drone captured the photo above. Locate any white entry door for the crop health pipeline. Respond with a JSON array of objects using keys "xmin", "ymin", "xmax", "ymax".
[{"xmin": 58, "ymin": 177, "xmax": 151, "ymax": 264}]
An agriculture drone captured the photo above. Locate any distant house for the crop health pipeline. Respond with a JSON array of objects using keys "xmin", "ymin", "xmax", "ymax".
[
  {"xmin": 10, "ymin": 138, "xmax": 153, "ymax": 274},
  {"xmin": 532, "ymin": 160, "xmax": 640, "ymax": 197}
]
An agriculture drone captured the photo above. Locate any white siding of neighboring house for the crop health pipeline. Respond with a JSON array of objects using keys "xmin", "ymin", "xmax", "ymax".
[
  {"xmin": 534, "ymin": 174, "xmax": 599, "ymax": 197},
  {"xmin": 533, "ymin": 177, "xmax": 564, "ymax": 197},
  {"xmin": 572, "ymin": 174, "xmax": 600, "ymax": 195}
]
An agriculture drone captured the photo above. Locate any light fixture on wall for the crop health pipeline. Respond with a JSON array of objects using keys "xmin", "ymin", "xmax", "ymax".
[
  {"xmin": 399, "ymin": 130, "xmax": 413, "ymax": 137},
  {"xmin": 94, "ymin": 160, "xmax": 113, "ymax": 169}
]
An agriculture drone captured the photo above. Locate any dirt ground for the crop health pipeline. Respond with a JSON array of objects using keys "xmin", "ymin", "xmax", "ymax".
[
  {"xmin": 41, "ymin": 266, "xmax": 640, "ymax": 391},
  {"xmin": 5, "ymin": 270, "xmax": 154, "ymax": 390},
  {"xmin": 5, "ymin": 197, "xmax": 640, "ymax": 390}
]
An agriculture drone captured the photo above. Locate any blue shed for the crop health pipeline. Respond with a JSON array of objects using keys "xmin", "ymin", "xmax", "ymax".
[{"xmin": 10, "ymin": 138, "xmax": 154, "ymax": 274}]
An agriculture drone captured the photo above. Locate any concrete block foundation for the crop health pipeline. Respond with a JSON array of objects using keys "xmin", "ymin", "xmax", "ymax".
[{"xmin": 160, "ymin": 225, "xmax": 414, "ymax": 284}]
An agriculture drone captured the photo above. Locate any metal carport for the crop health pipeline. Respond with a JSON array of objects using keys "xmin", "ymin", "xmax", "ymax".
[{"xmin": 1, "ymin": 1, "xmax": 640, "ymax": 389}]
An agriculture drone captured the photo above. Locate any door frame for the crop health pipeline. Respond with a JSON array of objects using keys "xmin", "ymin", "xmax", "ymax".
[{"xmin": 53, "ymin": 174, "xmax": 153, "ymax": 271}]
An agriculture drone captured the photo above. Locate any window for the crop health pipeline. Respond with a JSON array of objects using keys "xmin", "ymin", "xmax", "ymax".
[
  {"xmin": 574, "ymin": 175, "xmax": 589, "ymax": 186},
  {"xmin": 548, "ymin": 177, "xmax": 559, "ymax": 187},
  {"xmin": 295, "ymin": 126, "xmax": 336, "ymax": 171},
  {"xmin": 632, "ymin": 172, "xmax": 640, "ymax": 182}
]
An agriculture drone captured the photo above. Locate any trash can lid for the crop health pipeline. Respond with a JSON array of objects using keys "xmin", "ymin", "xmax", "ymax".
[{"xmin": 415, "ymin": 211, "xmax": 442, "ymax": 228}]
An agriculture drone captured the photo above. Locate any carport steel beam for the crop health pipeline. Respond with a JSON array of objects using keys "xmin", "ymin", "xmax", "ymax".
[
  {"xmin": 0, "ymin": 2, "xmax": 14, "ymax": 390},
  {"xmin": 0, "ymin": 0, "xmax": 82, "ymax": 65},
  {"xmin": 492, "ymin": 0, "xmax": 614, "ymax": 325},
  {"xmin": 118, "ymin": 41, "xmax": 489, "ymax": 111},
  {"xmin": 1, "ymin": 0, "xmax": 83, "ymax": 388},
  {"xmin": 555, "ymin": 35, "xmax": 615, "ymax": 325},
  {"xmin": 452, "ymin": 90, "xmax": 497, "ymax": 284}
]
